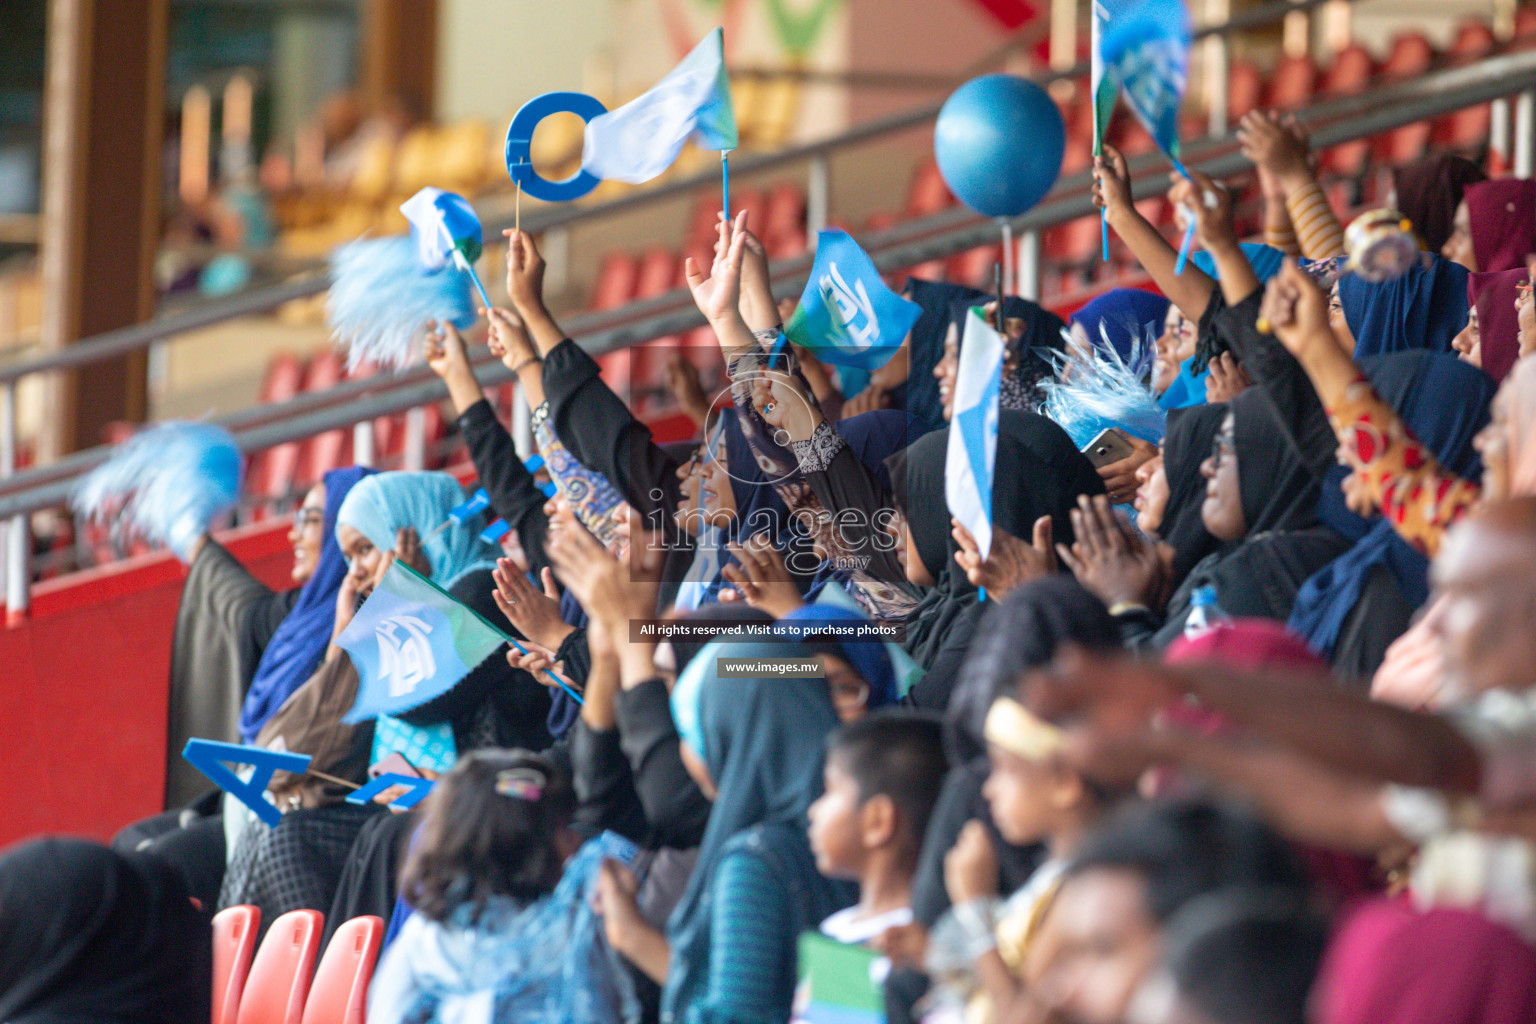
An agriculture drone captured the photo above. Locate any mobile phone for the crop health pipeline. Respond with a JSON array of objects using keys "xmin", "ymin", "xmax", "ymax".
[
  {"xmin": 368, "ymin": 751, "xmax": 421, "ymax": 781},
  {"xmin": 1084, "ymin": 427, "xmax": 1136, "ymax": 468}
]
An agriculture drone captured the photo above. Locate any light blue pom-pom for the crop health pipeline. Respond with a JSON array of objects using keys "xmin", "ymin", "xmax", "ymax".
[
  {"xmin": 72, "ymin": 422, "xmax": 244, "ymax": 562},
  {"xmin": 1039, "ymin": 322, "xmax": 1167, "ymax": 450},
  {"xmin": 326, "ymin": 236, "xmax": 476, "ymax": 372}
]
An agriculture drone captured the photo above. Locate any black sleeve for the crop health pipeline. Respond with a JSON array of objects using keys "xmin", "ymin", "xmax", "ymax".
[
  {"xmin": 615, "ymin": 677, "xmax": 712, "ymax": 850},
  {"xmin": 1114, "ymin": 607, "xmax": 1165, "ymax": 650},
  {"xmin": 1210, "ymin": 291, "xmax": 1337, "ymax": 481},
  {"xmin": 553, "ymin": 627, "xmax": 593, "ymax": 693},
  {"xmin": 569, "ymin": 719, "xmax": 651, "ymax": 842},
  {"xmin": 542, "ymin": 338, "xmax": 683, "ymax": 524},
  {"xmin": 902, "ymin": 601, "xmax": 987, "ymax": 712},
  {"xmin": 457, "ymin": 398, "xmax": 551, "ymax": 574}
]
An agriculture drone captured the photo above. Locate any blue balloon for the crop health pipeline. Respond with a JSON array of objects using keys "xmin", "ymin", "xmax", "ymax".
[{"xmin": 934, "ymin": 74, "xmax": 1065, "ymax": 219}]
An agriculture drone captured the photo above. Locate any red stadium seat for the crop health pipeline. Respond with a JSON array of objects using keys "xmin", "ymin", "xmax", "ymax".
[
  {"xmin": 1378, "ymin": 33, "xmax": 1433, "ymax": 80},
  {"xmin": 634, "ymin": 248, "xmax": 678, "ymax": 299},
  {"xmin": 1324, "ymin": 43, "xmax": 1377, "ymax": 94},
  {"xmin": 300, "ymin": 916, "xmax": 382, "ymax": 1024},
  {"xmin": 906, "ymin": 161, "xmax": 953, "ymax": 217},
  {"xmin": 1448, "ymin": 20, "xmax": 1496, "ymax": 60},
  {"xmin": 590, "ymin": 252, "xmax": 640, "ymax": 311},
  {"xmin": 1262, "ymin": 55, "xmax": 1316, "ymax": 110},
  {"xmin": 212, "ymin": 905, "xmax": 261, "ymax": 1024},
  {"xmin": 946, "ymin": 243, "xmax": 1002, "ymax": 288},
  {"xmin": 1227, "ymin": 60, "xmax": 1263, "ymax": 124},
  {"xmin": 235, "ymin": 909, "xmax": 321, "ymax": 1024},
  {"xmin": 296, "ymin": 352, "xmax": 348, "ymax": 486}
]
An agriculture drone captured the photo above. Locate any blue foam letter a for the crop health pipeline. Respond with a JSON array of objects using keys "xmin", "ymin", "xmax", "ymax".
[{"xmin": 182, "ymin": 738, "xmax": 312, "ymax": 827}]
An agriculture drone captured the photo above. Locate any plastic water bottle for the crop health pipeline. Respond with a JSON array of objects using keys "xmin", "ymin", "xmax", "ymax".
[{"xmin": 1184, "ymin": 586, "xmax": 1232, "ymax": 639}]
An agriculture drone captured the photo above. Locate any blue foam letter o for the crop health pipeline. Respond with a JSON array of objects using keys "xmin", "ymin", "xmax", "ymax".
[{"xmin": 505, "ymin": 92, "xmax": 608, "ymax": 202}]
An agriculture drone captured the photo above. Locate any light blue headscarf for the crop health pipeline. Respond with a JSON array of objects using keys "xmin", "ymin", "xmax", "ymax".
[{"xmin": 335, "ymin": 471, "xmax": 498, "ymax": 590}]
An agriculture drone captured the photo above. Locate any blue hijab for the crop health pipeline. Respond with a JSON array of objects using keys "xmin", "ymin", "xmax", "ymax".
[
  {"xmin": 1070, "ymin": 288, "xmax": 1170, "ymax": 364},
  {"xmin": 1189, "ymin": 242, "xmax": 1286, "ymax": 285},
  {"xmin": 1339, "ymin": 255, "xmax": 1470, "ymax": 358},
  {"xmin": 775, "ymin": 604, "xmax": 899, "ymax": 709},
  {"xmin": 1287, "ymin": 352, "xmax": 1493, "ymax": 659},
  {"xmin": 664, "ymin": 641, "xmax": 851, "ymax": 1022},
  {"xmin": 239, "ymin": 466, "xmax": 373, "ymax": 743},
  {"xmin": 335, "ymin": 471, "xmax": 499, "ymax": 590},
  {"xmin": 1160, "ymin": 246, "xmax": 1285, "ymax": 411}
]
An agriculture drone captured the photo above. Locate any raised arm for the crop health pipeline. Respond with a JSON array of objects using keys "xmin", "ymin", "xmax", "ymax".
[
  {"xmin": 1263, "ymin": 260, "xmax": 1482, "ymax": 557},
  {"xmin": 1094, "ymin": 143, "xmax": 1215, "ymax": 322},
  {"xmin": 1238, "ymin": 111, "xmax": 1345, "ymax": 259}
]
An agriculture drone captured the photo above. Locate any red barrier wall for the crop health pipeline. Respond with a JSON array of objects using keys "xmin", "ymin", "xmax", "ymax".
[{"xmin": 2, "ymin": 520, "xmax": 295, "ymax": 847}]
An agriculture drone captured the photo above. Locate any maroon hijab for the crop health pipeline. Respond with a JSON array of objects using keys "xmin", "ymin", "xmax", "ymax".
[
  {"xmin": 1393, "ymin": 155, "xmax": 1487, "ymax": 253},
  {"xmin": 1466, "ymin": 179, "xmax": 1536, "ymax": 273},
  {"xmin": 1470, "ymin": 267, "xmax": 1528, "ymax": 382},
  {"xmin": 1317, "ymin": 899, "xmax": 1536, "ymax": 1024}
]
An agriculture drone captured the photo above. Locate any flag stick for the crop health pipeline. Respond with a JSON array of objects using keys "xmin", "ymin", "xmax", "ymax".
[
  {"xmin": 307, "ymin": 767, "xmax": 361, "ymax": 791},
  {"xmin": 437, "ymin": 217, "xmax": 493, "ymax": 310},
  {"xmin": 505, "ymin": 633, "xmax": 586, "ymax": 706},
  {"xmin": 721, "ymin": 150, "xmax": 731, "ymax": 219},
  {"xmin": 515, "ymin": 178, "xmax": 522, "ymax": 235},
  {"xmin": 1172, "ymin": 161, "xmax": 1197, "ymax": 275}
]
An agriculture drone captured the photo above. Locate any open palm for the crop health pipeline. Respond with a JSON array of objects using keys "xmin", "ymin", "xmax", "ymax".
[{"xmin": 685, "ymin": 209, "xmax": 749, "ymax": 323}]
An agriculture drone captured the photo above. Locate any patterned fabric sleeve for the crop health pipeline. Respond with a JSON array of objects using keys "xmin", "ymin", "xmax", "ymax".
[
  {"xmin": 532, "ymin": 400, "xmax": 625, "ymax": 551},
  {"xmin": 1285, "ymin": 181, "xmax": 1347, "ymax": 260},
  {"xmin": 788, "ymin": 420, "xmax": 846, "ymax": 474},
  {"xmin": 1326, "ymin": 375, "xmax": 1483, "ymax": 558}
]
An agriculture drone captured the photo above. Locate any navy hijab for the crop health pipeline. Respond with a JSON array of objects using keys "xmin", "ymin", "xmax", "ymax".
[
  {"xmin": 1339, "ymin": 256, "xmax": 1470, "ymax": 358},
  {"xmin": 1070, "ymin": 288, "xmax": 1171, "ymax": 363},
  {"xmin": 239, "ymin": 465, "xmax": 373, "ymax": 742},
  {"xmin": 1287, "ymin": 352, "xmax": 1493, "ymax": 658}
]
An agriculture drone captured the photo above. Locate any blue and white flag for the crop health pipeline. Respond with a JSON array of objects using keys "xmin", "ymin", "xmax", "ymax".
[
  {"xmin": 946, "ymin": 308, "xmax": 1004, "ymax": 559},
  {"xmin": 1098, "ymin": 0, "xmax": 1192, "ymax": 172},
  {"xmin": 339, "ymin": 562, "xmax": 508, "ymax": 723},
  {"xmin": 399, "ymin": 187, "xmax": 484, "ymax": 271},
  {"xmin": 784, "ymin": 229, "xmax": 922, "ymax": 372},
  {"xmin": 581, "ymin": 27, "xmax": 737, "ymax": 185}
]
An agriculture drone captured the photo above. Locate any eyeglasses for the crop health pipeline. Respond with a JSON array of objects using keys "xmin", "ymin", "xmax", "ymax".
[
  {"xmin": 292, "ymin": 508, "xmax": 324, "ymax": 530},
  {"xmin": 1211, "ymin": 429, "xmax": 1236, "ymax": 468}
]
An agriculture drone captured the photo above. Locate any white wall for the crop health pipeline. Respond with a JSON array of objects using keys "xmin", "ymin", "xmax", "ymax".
[{"xmin": 435, "ymin": 0, "xmax": 614, "ymax": 124}]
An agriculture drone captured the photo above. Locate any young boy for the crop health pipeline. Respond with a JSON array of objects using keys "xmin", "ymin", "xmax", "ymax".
[{"xmin": 807, "ymin": 711, "xmax": 949, "ymax": 944}]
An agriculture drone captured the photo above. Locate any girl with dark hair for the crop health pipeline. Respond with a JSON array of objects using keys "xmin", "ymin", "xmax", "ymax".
[{"xmin": 370, "ymin": 750, "xmax": 641, "ymax": 1024}]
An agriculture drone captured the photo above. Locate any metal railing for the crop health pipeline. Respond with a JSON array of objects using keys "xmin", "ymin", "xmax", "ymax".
[{"xmin": 2, "ymin": 0, "xmax": 1519, "ymax": 618}]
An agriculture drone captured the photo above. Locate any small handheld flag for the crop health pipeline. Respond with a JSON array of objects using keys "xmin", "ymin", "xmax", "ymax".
[
  {"xmin": 946, "ymin": 308, "xmax": 1005, "ymax": 563},
  {"xmin": 480, "ymin": 519, "xmax": 511, "ymax": 544},
  {"xmin": 399, "ymin": 187, "xmax": 492, "ymax": 309},
  {"xmin": 73, "ymin": 422, "xmax": 244, "ymax": 562},
  {"xmin": 1097, "ymin": 0, "xmax": 1196, "ymax": 270},
  {"xmin": 580, "ymin": 27, "xmax": 737, "ymax": 190},
  {"xmin": 784, "ymin": 229, "xmax": 922, "ymax": 372},
  {"xmin": 339, "ymin": 561, "xmax": 582, "ymax": 720},
  {"xmin": 1092, "ymin": 0, "xmax": 1116, "ymax": 261}
]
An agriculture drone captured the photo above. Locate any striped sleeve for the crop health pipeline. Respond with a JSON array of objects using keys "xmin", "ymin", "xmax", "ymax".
[
  {"xmin": 1286, "ymin": 182, "xmax": 1347, "ymax": 259},
  {"xmin": 690, "ymin": 849, "xmax": 798, "ymax": 1024}
]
